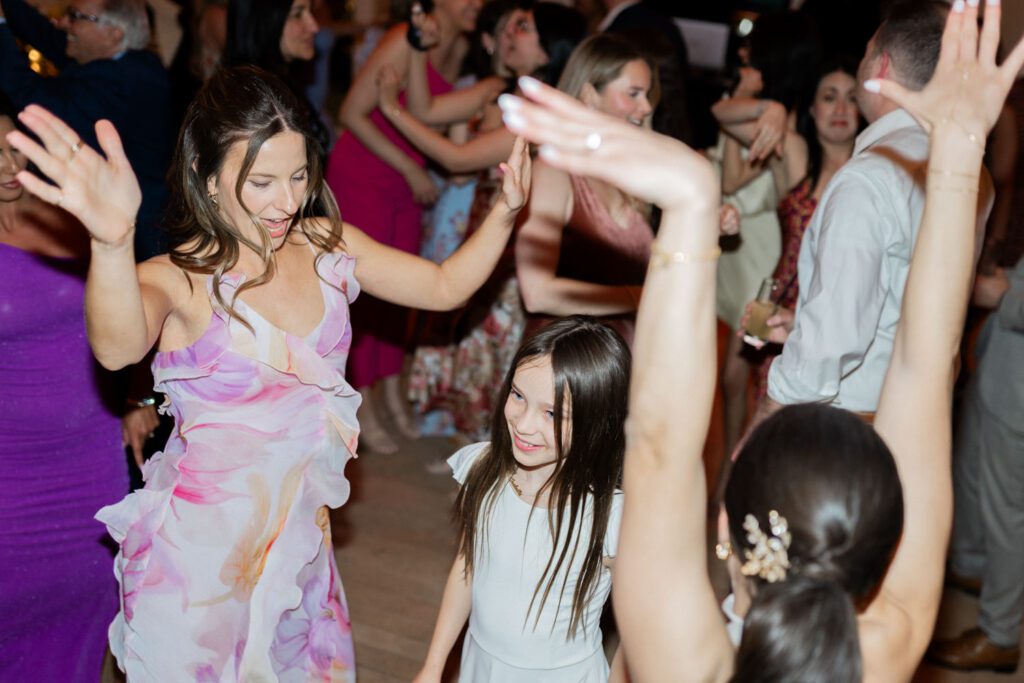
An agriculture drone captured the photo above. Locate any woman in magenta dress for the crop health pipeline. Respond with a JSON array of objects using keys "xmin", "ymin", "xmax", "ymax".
[
  {"xmin": 742, "ymin": 58, "xmax": 862, "ymax": 400},
  {"xmin": 0, "ymin": 98, "xmax": 130, "ymax": 681},
  {"xmin": 6, "ymin": 67, "xmax": 529, "ymax": 681},
  {"xmin": 326, "ymin": 0, "xmax": 480, "ymax": 452}
]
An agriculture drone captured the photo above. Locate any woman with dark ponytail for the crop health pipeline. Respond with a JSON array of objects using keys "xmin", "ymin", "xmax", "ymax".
[
  {"xmin": 496, "ymin": 0, "xmax": 1023, "ymax": 680},
  {"xmin": 725, "ymin": 404, "xmax": 903, "ymax": 681}
]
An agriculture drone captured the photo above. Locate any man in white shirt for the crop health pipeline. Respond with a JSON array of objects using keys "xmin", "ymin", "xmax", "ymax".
[{"xmin": 750, "ymin": 0, "xmax": 991, "ymax": 425}]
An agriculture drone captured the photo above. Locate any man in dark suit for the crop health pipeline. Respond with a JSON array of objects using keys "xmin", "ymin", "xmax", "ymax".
[{"xmin": 0, "ymin": 0, "xmax": 171, "ymax": 258}]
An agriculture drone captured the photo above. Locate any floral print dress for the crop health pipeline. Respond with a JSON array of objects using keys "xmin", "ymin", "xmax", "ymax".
[
  {"xmin": 408, "ymin": 170, "xmax": 524, "ymax": 441},
  {"xmin": 97, "ymin": 252, "xmax": 360, "ymax": 682}
]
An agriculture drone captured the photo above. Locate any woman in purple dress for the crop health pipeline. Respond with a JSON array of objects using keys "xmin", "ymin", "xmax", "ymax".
[{"xmin": 0, "ymin": 97, "xmax": 130, "ymax": 680}]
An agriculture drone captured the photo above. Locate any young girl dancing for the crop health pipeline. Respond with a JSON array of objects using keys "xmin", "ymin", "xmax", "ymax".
[{"xmin": 415, "ymin": 315, "xmax": 629, "ymax": 682}]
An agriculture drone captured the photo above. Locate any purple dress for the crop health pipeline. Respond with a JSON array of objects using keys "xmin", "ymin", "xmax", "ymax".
[{"xmin": 0, "ymin": 243, "xmax": 127, "ymax": 681}]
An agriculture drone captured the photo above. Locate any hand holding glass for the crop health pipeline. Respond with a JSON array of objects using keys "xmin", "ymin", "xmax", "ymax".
[{"xmin": 743, "ymin": 277, "xmax": 778, "ymax": 346}]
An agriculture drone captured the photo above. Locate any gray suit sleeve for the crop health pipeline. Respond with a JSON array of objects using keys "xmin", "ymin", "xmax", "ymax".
[{"xmin": 996, "ymin": 259, "xmax": 1024, "ymax": 332}]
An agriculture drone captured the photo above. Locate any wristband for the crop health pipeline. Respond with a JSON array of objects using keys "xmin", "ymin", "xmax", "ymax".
[{"xmin": 127, "ymin": 396, "xmax": 158, "ymax": 408}]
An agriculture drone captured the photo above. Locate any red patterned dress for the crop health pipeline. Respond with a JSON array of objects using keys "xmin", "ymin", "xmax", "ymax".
[{"xmin": 754, "ymin": 177, "xmax": 817, "ymax": 401}]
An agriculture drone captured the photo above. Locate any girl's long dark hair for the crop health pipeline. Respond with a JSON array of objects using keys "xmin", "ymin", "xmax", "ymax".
[
  {"xmin": 455, "ymin": 316, "xmax": 630, "ymax": 637},
  {"xmin": 725, "ymin": 404, "xmax": 904, "ymax": 682},
  {"xmin": 166, "ymin": 65, "xmax": 343, "ymax": 327}
]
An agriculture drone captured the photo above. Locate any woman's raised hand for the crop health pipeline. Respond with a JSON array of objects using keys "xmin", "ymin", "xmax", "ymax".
[
  {"xmin": 498, "ymin": 135, "xmax": 531, "ymax": 212},
  {"xmin": 6, "ymin": 105, "xmax": 141, "ymax": 248},
  {"xmin": 498, "ymin": 77, "xmax": 718, "ymax": 212},
  {"xmin": 866, "ymin": 0, "xmax": 1024, "ymax": 145}
]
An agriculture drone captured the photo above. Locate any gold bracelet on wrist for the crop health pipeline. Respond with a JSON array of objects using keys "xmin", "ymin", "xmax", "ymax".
[
  {"xmin": 91, "ymin": 223, "xmax": 136, "ymax": 250},
  {"xmin": 928, "ymin": 168, "xmax": 980, "ymax": 182},
  {"xmin": 649, "ymin": 242, "xmax": 722, "ymax": 268},
  {"xmin": 925, "ymin": 183, "xmax": 980, "ymax": 195}
]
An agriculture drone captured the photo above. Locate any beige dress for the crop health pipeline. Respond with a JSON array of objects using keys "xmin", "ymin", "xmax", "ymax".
[{"xmin": 709, "ymin": 134, "xmax": 783, "ymax": 330}]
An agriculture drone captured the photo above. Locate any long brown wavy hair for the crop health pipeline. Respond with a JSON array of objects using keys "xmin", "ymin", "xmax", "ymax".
[
  {"xmin": 165, "ymin": 65, "xmax": 344, "ymax": 326},
  {"xmin": 455, "ymin": 316, "xmax": 630, "ymax": 638}
]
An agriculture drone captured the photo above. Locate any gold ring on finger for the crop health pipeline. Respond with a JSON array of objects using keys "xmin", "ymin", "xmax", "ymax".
[{"xmin": 68, "ymin": 139, "xmax": 83, "ymax": 161}]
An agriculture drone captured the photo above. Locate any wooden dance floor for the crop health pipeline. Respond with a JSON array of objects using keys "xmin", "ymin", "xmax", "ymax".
[
  {"xmin": 101, "ymin": 336, "xmax": 1024, "ymax": 682},
  {"xmin": 99, "ymin": 431, "xmax": 1024, "ymax": 682}
]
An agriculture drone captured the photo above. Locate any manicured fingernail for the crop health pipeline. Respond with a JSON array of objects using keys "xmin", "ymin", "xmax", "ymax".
[
  {"xmin": 987, "ymin": 0, "xmax": 999, "ymax": 6},
  {"xmin": 863, "ymin": 79, "xmax": 881, "ymax": 93},
  {"xmin": 538, "ymin": 144, "xmax": 559, "ymax": 160},
  {"xmin": 497, "ymin": 94, "xmax": 522, "ymax": 112},
  {"xmin": 952, "ymin": 0, "xmax": 965, "ymax": 12},
  {"xmin": 967, "ymin": 0, "xmax": 979, "ymax": 7},
  {"xmin": 518, "ymin": 76, "xmax": 542, "ymax": 94},
  {"xmin": 502, "ymin": 111, "xmax": 525, "ymax": 130}
]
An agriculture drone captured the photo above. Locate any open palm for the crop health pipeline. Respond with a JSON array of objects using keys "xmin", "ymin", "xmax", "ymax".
[
  {"xmin": 499, "ymin": 135, "xmax": 531, "ymax": 212},
  {"xmin": 869, "ymin": 0, "xmax": 1024, "ymax": 145},
  {"xmin": 6, "ymin": 105, "xmax": 141, "ymax": 246},
  {"xmin": 497, "ymin": 79, "xmax": 717, "ymax": 211}
]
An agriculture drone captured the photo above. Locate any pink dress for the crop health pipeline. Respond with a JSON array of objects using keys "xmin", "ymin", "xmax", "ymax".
[
  {"xmin": 526, "ymin": 176, "xmax": 654, "ymax": 343},
  {"xmin": 97, "ymin": 252, "xmax": 360, "ymax": 682},
  {"xmin": 326, "ymin": 62, "xmax": 453, "ymax": 389}
]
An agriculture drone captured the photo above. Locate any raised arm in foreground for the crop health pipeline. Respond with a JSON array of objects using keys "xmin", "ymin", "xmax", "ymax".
[
  {"xmin": 864, "ymin": 1, "xmax": 1024, "ymax": 677},
  {"xmin": 500, "ymin": 76, "xmax": 732, "ymax": 682}
]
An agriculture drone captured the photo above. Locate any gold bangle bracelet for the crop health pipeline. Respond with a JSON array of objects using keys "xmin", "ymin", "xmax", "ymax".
[
  {"xmin": 928, "ymin": 168, "xmax": 980, "ymax": 182},
  {"xmin": 926, "ymin": 183, "xmax": 980, "ymax": 194},
  {"xmin": 649, "ymin": 242, "xmax": 722, "ymax": 268}
]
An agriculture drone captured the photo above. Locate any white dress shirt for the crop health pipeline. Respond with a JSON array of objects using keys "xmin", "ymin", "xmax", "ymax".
[
  {"xmin": 767, "ymin": 109, "xmax": 929, "ymax": 412},
  {"xmin": 768, "ymin": 108, "xmax": 991, "ymax": 411}
]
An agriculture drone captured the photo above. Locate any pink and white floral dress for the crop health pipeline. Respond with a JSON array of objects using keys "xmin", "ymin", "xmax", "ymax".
[{"xmin": 97, "ymin": 252, "xmax": 361, "ymax": 682}]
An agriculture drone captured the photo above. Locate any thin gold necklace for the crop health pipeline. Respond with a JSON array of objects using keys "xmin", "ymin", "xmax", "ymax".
[{"xmin": 509, "ymin": 474, "xmax": 524, "ymax": 497}]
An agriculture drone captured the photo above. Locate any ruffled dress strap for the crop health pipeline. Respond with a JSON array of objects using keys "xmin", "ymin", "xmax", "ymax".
[{"xmin": 447, "ymin": 442, "xmax": 491, "ymax": 485}]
